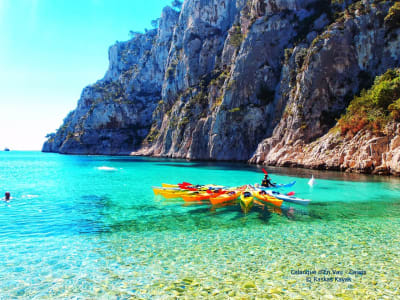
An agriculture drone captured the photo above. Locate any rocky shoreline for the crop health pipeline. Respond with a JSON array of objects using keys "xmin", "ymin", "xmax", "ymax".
[{"xmin": 250, "ymin": 123, "xmax": 400, "ymax": 176}]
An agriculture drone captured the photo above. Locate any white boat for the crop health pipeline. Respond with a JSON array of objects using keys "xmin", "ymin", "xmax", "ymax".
[{"xmin": 266, "ymin": 190, "xmax": 311, "ymax": 205}]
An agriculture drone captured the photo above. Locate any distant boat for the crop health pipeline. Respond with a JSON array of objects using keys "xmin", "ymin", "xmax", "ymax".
[{"xmin": 4, "ymin": 148, "xmax": 10, "ymax": 151}]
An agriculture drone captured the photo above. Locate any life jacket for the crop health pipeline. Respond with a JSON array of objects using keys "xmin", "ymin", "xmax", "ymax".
[{"xmin": 262, "ymin": 178, "xmax": 273, "ymax": 187}]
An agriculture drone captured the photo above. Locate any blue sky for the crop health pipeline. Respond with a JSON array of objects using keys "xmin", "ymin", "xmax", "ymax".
[{"xmin": 0, "ymin": 0, "xmax": 171, "ymax": 150}]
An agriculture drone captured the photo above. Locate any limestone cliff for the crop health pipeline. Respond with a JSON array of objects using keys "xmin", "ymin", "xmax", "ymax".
[
  {"xmin": 250, "ymin": 1, "xmax": 400, "ymax": 175},
  {"xmin": 44, "ymin": 0, "xmax": 400, "ymax": 175},
  {"xmin": 137, "ymin": 0, "xmax": 329, "ymax": 160},
  {"xmin": 43, "ymin": 7, "xmax": 179, "ymax": 154}
]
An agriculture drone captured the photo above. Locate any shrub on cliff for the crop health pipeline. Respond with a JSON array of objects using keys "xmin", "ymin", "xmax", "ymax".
[
  {"xmin": 384, "ymin": 2, "xmax": 400, "ymax": 30},
  {"xmin": 229, "ymin": 25, "xmax": 243, "ymax": 48},
  {"xmin": 338, "ymin": 69, "xmax": 400, "ymax": 136}
]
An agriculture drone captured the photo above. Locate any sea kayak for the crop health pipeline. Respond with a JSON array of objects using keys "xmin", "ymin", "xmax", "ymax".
[
  {"xmin": 158, "ymin": 190, "xmax": 195, "ymax": 199},
  {"xmin": 239, "ymin": 191, "xmax": 254, "ymax": 214},
  {"xmin": 266, "ymin": 190, "xmax": 310, "ymax": 205},
  {"xmin": 210, "ymin": 191, "xmax": 239, "ymax": 205},
  {"xmin": 254, "ymin": 191, "xmax": 283, "ymax": 207},
  {"xmin": 181, "ymin": 190, "xmax": 225, "ymax": 202},
  {"xmin": 258, "ymin": 180, "xmax": 296, "ymax": 190},
  {"xmin": 152, "ymin": 186, "xmax": 182, "ymax": 194},
  {"xmin": 276, "ymin": 180, "xmax": 296, "ymax": 188},
  {"xmin": 161, "ymin": 183, "xmax": 179, "ymax": 188},
  {"xmin": 181, "ymin": 193, "xmax": 211, "ymax": 201}
]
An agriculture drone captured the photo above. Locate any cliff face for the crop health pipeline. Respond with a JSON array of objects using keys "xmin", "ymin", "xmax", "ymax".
[
  {"xmin": 137, "ymin": 0, "xmax": 325, "ymax": 160},
  {"xmin": 43, "ymin": 7, "xmax": 179, "ymax": 154},
  {"xmin": 44, "ymin": 0, "xmax": 400, "ymax": 174},
  {"xmin": 250, "ymin": 1, "xmax": 400, "ymax": 175}
]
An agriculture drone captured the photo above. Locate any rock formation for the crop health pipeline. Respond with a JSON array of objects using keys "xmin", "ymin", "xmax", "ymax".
[
  {"xmin": 44, "ymin": 0, "xmax": 400, "ymax": 175},
  {"xmin": 43, "ymin": 7, "xmax": 179, "ymax": 154}
]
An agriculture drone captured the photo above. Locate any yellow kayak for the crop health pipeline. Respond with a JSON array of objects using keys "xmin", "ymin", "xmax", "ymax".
[
  {"xmin": 152, "ymin": 186, "xmax": 182, "ymax": 195},
  {"xmin": 158, "ymin": 190, "xmax": 195, "ymax": 199},
  {"xmin": 254, "ymin": 191, "xmax": 283, "ymax": 207},
  {"xmin": 161, "ymin": 183, "xmax": 179, "ymax": 188},
  {"xmin": 239, "ymin": 191, "xmax": 254, "ymax": 214}
]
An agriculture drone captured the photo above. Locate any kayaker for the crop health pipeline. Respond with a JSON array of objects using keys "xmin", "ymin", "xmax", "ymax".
[{"xmin": 261, "ymin": 174, "xmax": 276, "ymax": 188}]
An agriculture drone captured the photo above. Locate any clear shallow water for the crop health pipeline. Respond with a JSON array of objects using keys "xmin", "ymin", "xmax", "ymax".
[{"xmin": 1, "ymin": 151, "xmax": 400, "ymax": 298}]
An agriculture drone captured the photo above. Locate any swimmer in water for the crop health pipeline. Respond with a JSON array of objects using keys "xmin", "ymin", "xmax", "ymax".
[{"xmin": 4, "ymin": 192, "xmax": 11, "ymax": 201}]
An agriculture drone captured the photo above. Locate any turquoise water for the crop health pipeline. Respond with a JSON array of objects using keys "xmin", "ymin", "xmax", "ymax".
[{"xmin": 1, "ymin": 151, "xmax": 400, "ymax": 298}]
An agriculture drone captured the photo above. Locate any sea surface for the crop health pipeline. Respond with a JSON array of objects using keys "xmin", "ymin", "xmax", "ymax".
[{"xmin": 1, "ymin": 151, "xmax": 400, "ymax": 298}]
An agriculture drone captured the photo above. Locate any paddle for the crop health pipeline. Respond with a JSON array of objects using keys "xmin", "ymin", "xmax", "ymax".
[{"xmin": 287, "ymin": 191, "xmax": 295, "ymax": 196}]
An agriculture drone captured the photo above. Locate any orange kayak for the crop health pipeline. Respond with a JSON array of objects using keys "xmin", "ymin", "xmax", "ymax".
[
  {"xmin": 254, "ymin": 191, "xmax": 283, "ymax": 207},
  {"xmin": 210, "ymin": 191, "xmax": 239, "ymax": 205},
  {"xmin": 182, "ymin": 192, "xmax": 212, "ymax": 202},
  {"xmin": 182, "ymin": 191, "xmax": 225, "ymax": 202}
]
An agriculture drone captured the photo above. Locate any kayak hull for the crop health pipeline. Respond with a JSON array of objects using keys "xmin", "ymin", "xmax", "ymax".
[
  {"xmin": 240, "ymin": 193, "xmax": 254, "ymax": 214},
  {"xmin": 161, "ymin": 183, "xmax": 179, "ymax": 188},
  {"xmin": 210, "ymin": 192, "xmax": 239, "ymax": 205},
  {"xmin": 152, "ymin": 187, "xmax": 181, "ymax": 195},
  {"xmin": 254, "ymin": 191, "xmax": 283, "ymax": 207},
  {"xmin": 159, "ymin": 191, "xmax": 194, "ymax": 199},
  {"xmin": 181, "ymin": 193, "xmax": 211, "ymax": 202},
  {"xmin": 266, "ymin": 190, "xmax": 310, "ymax": 205}
]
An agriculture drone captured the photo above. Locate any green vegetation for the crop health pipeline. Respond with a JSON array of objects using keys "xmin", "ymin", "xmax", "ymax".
[
  {"xmin": 384, "ymin": 2, "xmax": 400, "ymax": 30},
  {"xmin": 212, "ymin": 95, "xmax": 224, "ymax": 111},
  {"xmin": 229, "ymin": 25, "xmax": 244, "ymax": 48},
  {"xmin": 284, "ymin": 48, "xmax": 294, "ymax": 64},
  {"xmin": 226, "ymin": 79, "xmax": 236, "ymax": 90},
  {"xmin": 166, "ymin": 66, "xmax": 175, "ymax": 79},
  {"xmin": 92, "ymin": 81, "xmax": 125, "ymax": 103},
  {"xmin": 210, "ymin": 68, "xmax": 230, "ymax": 87},
  {"xmin": 166, "ymin": 59, "xmax": 179, "ymax": 80},
  {"xmin": 178, "ymin": 116, "xmax": 190, "ymax": 128},
  {"xmin": 190, "ymin": 91, "xmax": 208, "ymax": 106},
  {"xmin": 45, "ymin": 132, "xmax": 56, "ymax": 143},
  {"xmin": 145, "ymin": 127, "xmax": 159, "ymax": 144},
  {"xmin": 338, "ymin": 69, "xmax": 400, "ymax": 136},
  {"xmin": 228, "ymin": 107, "xmax": 241, "ymax": 113}
]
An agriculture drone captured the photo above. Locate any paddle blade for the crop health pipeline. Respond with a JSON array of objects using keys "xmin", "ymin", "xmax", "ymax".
[
  {"xmin": 287, "ymin": 191, "xmax": 295, "ymax": 196},
  {"xmin": 262, "ymin": 168, "xmax": 268, "ymax": 175}
]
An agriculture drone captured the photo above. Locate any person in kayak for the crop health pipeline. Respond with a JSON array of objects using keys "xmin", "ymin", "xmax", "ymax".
[{"xmin": 261, "ymin": 174, "xmax": 276, "ymax": 188}]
